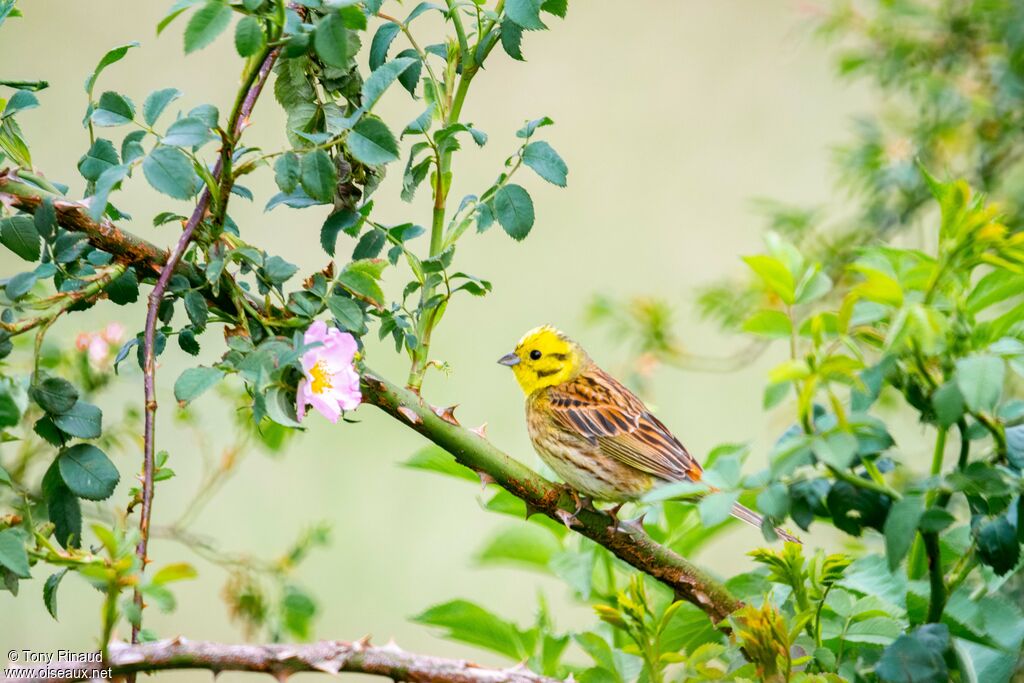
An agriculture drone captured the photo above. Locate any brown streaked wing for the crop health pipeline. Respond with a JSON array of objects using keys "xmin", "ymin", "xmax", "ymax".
[{"xmin": 545, "ymin": 366, "xmax": 704, "ymax": 482}]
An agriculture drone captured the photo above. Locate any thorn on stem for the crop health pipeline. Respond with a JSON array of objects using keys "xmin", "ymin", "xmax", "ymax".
[
  {"xmin": 432, "ymin": 404, "xmax": 459, "ymax": 425},
  {"xmin": 397, "ymin": 406, "xmax": 421, "ymax": 425},
  {"xmin": 477, "ymin": 471, "xmax": 496, "ymax": 490}
]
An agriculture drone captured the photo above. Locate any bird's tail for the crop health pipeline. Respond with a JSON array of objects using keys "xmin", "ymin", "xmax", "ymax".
[{"xmin": 730, "ymin": 502, "xmax": 802, "ymax": 544}]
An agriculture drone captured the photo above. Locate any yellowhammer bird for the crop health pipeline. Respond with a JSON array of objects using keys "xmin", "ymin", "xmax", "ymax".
[{"xmin": 499, "ymin": 325, "xmax": 800, "ymax": 543}]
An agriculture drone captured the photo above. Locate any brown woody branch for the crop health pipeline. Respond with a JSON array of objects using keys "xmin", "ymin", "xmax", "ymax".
[
  {"xmin": 0, "ymin": 180, "xmax": 742, "ymax": 626},
  {"xmin": 135, "ymin": 46, "xmax": 281, "ymax": 644},
  {"xmin": 0, "ymin": 639, "xmax": 560, "ymax": 683}
]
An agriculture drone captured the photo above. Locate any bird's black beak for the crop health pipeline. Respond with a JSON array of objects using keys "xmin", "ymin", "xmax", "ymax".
[{"xmin": 497, "ymin": 352, "xmax": 520, "ymax": 367}]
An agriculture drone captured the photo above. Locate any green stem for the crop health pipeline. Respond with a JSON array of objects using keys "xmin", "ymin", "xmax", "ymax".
[
  {"xmin": 909, "ymin": 426, "xmax": 948, "ymax": 579},
  {"xmin": 446, "ymin": 0, "xmax": 472, "ymax": 69},
  {"xmin": 923, "ymin": 531, "xmax": 947, "ymax": 623},
  {"xmin": 406, "ymin": 16, "xmax": 487, "ymax": 390},
  {"xmin": 945, "ymin": 551, "xmax": 978, "ymax": 596},
  {"xmin": 101, "ymin": 580, "xmax": 120, "ymax": 659},
  {"xmin": 827, "ymin": 463, "xmax": 902, "ymax": 501}
]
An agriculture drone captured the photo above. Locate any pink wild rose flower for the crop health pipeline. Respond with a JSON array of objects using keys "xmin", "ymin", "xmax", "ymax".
[{"xmin": 296, "ymin": 320, "xmax": 361, "ymax": 423}]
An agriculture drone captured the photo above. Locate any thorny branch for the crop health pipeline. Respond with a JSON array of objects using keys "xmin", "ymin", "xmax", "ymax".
[
  {"xmin": 0, "ymin": 179, "xmax": 743, "ymax": 627},
  {"xmin": 0, "ymin": 639, "xmax": 561, "ymax": 683}
]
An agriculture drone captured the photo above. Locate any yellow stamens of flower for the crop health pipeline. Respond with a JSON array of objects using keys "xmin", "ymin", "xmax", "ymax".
[{"xmin": 310, "ymin": 360, "xmax": 333, "ymax": 395}]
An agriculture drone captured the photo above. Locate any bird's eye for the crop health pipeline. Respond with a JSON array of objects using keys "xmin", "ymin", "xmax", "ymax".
[{"xmin": 529, "ymin": 349, "xmax": 542, "ymax": 360}]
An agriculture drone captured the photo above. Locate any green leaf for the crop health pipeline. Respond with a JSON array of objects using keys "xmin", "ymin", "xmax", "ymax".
[
  {"xmin": 5, "ymin": 271, "xmax": 35, "ymax": 300},
  {"xmin": 348, "ymin": 117, "xmax": 399, "ymax": 165},
  {"xmin": 77, "ymin": 138, "xmax": 119, "ymax": 181},
  {"xmin": 402, "ymin": 445, "xmax": 476, "ymax": 482},
  {"xmin": 0, "ymin": 116, "xmax": 32, "ymax": 167},
  {"xmin": 0, "ymin": 384, "xmax": 20, "ymax": 429},
  {"xmin": 174, "ymin": 366, "xmax": 225, "ymax": 405},
  {"xmin": 43, "ymin": 464, "xmax": 82, "ymax": 549},
  {"xmin": 966, "ymin": 269, "xmax": 1024, "ymax": 313},
  {"xmin": 143, "ymin": 88, "xmax": 182, "ymax": 126},
  {"xmin": 0, "ymin": 529, "xmax": 30, "ymax": 578},
  {"xmin": 338, "ymin": 263, "xmax": 385, "ymax": 307},
  {"xmin": 884, "ymin": 495, "xmax": 924, "ymax": 571},
  {"xmin": 506, "ymin": 0, "xmax": 546, "ymax": 30},
  {"xmin": 756, "ymin": 482, "xmax": 790, "ymax": 518},
  {"xmin": 1, "ymin": 90, "xmax": 38, "ymax": 119},
  {"xmin": 52, "ymin": 401, "xmax": 102, "ymax": 439},
  {"xmin": 369, "ymin": 22, "xmax": 400, "ymax": 71},
  {"xmin": 362, "ymin": 57, "xmax": 417, "ymax": 110},
  {"xmin": 1007, "ymin": 424, "xmax": 1024, "ymax": 470},
  {"xmin": 493, "ymin": 184, "xmax": 534, "ymax": 240},
  {"xmin": 162, "ymin": 116, "xmax": 213, "ymax": 147},
  {"xmin": 516, "ymin": 116, "xmax": 554, "ymax": 139},
  {"xmin": 107, "ymin": 267, "xmax": 140, "ymax": 305},
  {"xmin": 88, "ymin": 163, "xmax": 129, "ymax": 221},
  {"xmin": 353, "ymin": 230, "xmax": 386, "ymax": 259},
  {"xmin": 313, "ymin": 11, "xmax": 351, "ymax": 68},
  {"xmin": 58, "ymin": 444, "xmax": 120, "ymax": 501},
  {"xmin": 811, "ymin": 430, "xmax": 858, "ymax": 469},
  {"xmin": 975, "ymin": 516, "xmax": 1019, "ymax": 575},
  {"xmin": 151, "ymin": 562, "xmax": 198, "ymax": 585},
  {"xmin": 955, "ymin": 356, "xmax": 1004, "ymax": 413},
  {"xmin": 412, "ymin": 599, "xmax": 530, "ymax": 660},
  {"xmin": 500, "ymin": 20, "xmax": 525, "ymax": 60},
  {"xmin": 795, "ymin": 269, "xmax": 832, "ymax": 304},
  {"xmin": 123, "ymin": 129, "xmax": 147, "ymax": 164},
  {"xmin": 263, "ymin": 255, "xmax": 298, "ymax": 284},
  {"xmin": 0, "ymin": 465, "xmax": 9, "ymax": 487},
  {"xmin": 43, "ymin": 568, "xmax": 68, "ymax": 619},
  {"xmin": 932, "ymin": 381, "xmax": 965, "ymax": 428},
  {"xmin": 274, "ymin": 151, "xmax": 300, "ymax": 193},
  {"xmin": 234, "ymin": 15, "xmax": 265, "ymax": 57},
  {"xmin": 918, "ymin": 508, "xmax": 955, "ymax": 533},
  {"xmin": 1, "ymin": 215, "xmax": 40, "ymax": 261},
  {"xmin": 742, "ymin": 310, "xmax": 792, "ymax": 338},
  {"xmin": 698, "ymin": 490, "xmax": 740, "ymax": 527},
  {"xmin": 743, "ymin": 254, "xmax": 795, "ymax": 305},
  {"xmin": 844, "ymin": 616, "xmax": 905, "ymax": 644},
  {"xmin": 184, "ymin": 0, "xmax": 232, "ymax": 54},
  {"xmin": 84, "ymin": 43, "xmax": 139, "ymax": 96},
  {"xmin": 320, "ymin": 208, "xmax": 360, "ymax": 256},
  {"xmin": 522, "ymin": 140, "xmax": 567, "ymax": 186},
  {"xmin": 477, "ymin": 524, "xmax": 560, "ymax": 569},
  {"xmin": 182, "ymin": 291, "xmax": 208, "ymax": 329},
  {"xmin": 299, "ymin": 149, "xmax": 337, "ymax": 203},
  {"xmin": 327, "ymin": 295, "xmax": 366, "ymax": 333},
  {"xmin": 30, "ymin": 377, "xmax": 79, "ymax": 415},
  {"xmin": 541, "ymin": 0, "xmax": 567, "ymax": 17},
  {"xmin": 143, "ymin": 145, "xmax": 199, "ymax": 199},
  {"xmin": 91, "ymin": 91, "xmax": 135, "ymax": 126},
  {"xmin": 876, "ymin": 624, "xmax": 949, "ymax": 683}
]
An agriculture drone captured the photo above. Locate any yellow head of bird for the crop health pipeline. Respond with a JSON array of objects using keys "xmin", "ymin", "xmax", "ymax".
[{"xmin": 498, "ymin": 326, "xmax": 587, "ymax": 395}]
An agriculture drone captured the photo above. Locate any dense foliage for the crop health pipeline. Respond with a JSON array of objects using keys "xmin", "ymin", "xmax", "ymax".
[{"xmin": 0, "ymin": 1, "xmax": 1022, "ymax": 683}]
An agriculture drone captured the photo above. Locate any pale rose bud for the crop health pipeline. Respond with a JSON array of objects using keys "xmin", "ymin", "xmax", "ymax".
[{"xmin": 102, "ymin": 321, "xmax": 126, "ymax": 344}]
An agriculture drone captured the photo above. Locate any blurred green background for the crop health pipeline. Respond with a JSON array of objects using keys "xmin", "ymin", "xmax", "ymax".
[{"xmin": 0, "ymin": 1, "xmax": 868, "ymax": 677}]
